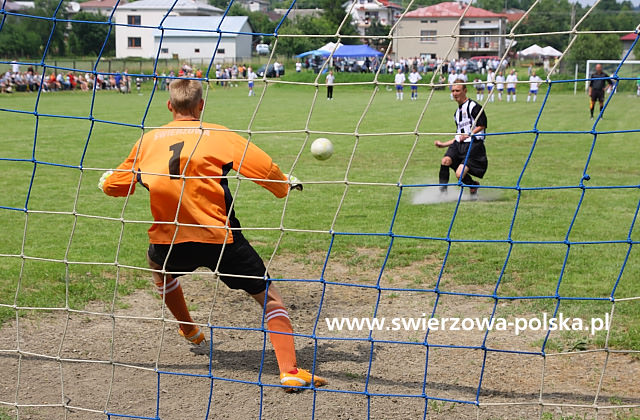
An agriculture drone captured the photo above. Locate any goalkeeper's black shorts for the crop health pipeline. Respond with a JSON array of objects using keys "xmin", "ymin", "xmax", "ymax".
[
  {"xmin": 147, "ymin": 233, "xmax": 268, "ymax": 295},
  {"xmin": 444, "ymin": 139, "xmax": 488, "ymax": 178},
  {"xmin": 590, "ymin": 88, "xmax": 605, "ymax": 102}
]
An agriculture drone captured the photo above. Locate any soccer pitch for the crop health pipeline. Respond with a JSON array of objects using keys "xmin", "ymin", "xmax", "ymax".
[
  {"xmin": 1, "ymin": 82, "xmax": 639, "ymax": 348},
  {"xmin": 1, "ymin": 80, "xmax": 640, "ymax": 419}
]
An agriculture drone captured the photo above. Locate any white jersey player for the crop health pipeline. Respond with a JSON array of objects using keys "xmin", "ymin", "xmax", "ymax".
[
  {"xmin": 505, "ymin": 70, "xmax": 518, "ymax": 102},
  {"xmin": 527, "ymin": 70, "xmax": 543, "ymax": 102},
  {"xmin": 495, "ymin": 71, "xmax": 505, "ymax": 101}
]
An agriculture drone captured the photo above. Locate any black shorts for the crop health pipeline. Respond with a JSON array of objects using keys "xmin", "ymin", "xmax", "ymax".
[
  {"xmin": 147, "ymin": 234, "xmax": 268, "ymax": 295},
  {"xmin": 444, "ymin": 140, "xmax": 488, "ymax": 178},
  {"xmin": 590, "ymin": 89, "xmax": 605, "ymax": 102}
]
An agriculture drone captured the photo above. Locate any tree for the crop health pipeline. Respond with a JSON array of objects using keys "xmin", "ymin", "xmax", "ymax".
[
  {"xmin": 0, "ymin": 16, "xmax": 43, "ymax": 57},
  {"xmin": 320, "ymin": 0, "xmax": 358, "ymax": 43},
  {"xmin": 68, "ymin": 12, "xmax": 115, "ymax": 56},
  {"xmin": 568, "ymin": 33, "xmax": 622, "ymax": 64},
  {"xmin": 28, "ymin": 0, "xmax": 70, "ymax": 56},
  {"xmin": 365, "ymin": 21, "xmax": 391, "ymax": 51},
  {"xmin": 476, "ymin": 0, "xmax": 505, "ymax": 13},
  {"xmin": 511, "ymin": 0, "xmax": 572, "ymax": 52}
]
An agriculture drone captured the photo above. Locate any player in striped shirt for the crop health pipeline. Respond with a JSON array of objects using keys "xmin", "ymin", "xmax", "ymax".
[
  {"xmin": 99, "ymin": 79, "xmax": 327, "ymax": 392},
  {"xmin": 434, "ymin": 79, "xmax": 488, "ymax": 199}
]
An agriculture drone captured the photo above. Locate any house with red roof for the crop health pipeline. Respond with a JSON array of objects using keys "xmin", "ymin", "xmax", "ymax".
[
  {"xmin": 346, "ymin": 0, "xmax": 403, "ymax": 35},
  {"xmin": 79, "ymin": 0, "xmax": 126, "ymax": 16},
  {"xmin": 392, "ymin": 1, "xmax": 506, "ymax": 60},
  {"xmin": 620, "ymin": 33, "xmax": 638, "ymax": 60}
]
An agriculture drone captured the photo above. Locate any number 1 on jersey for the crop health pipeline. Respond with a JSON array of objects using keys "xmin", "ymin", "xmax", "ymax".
[{"xmin": 169, "ymin": 141, "xmax": 184, "ymax": 179}]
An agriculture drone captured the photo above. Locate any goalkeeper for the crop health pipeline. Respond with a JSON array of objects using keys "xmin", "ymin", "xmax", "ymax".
[
  {"xmin": 99, "ymin": 79, "xmax": 327, "ymax": 392},
  {"xmin": 588, "ymin": 63, "xmax": 613, "ymax": 120}
]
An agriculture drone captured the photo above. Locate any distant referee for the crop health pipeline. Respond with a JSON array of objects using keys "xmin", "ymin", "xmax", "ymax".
[
  {"xmin": 588, "ymin": 63, "xmax": 613, "ymax": 120},
  {"xmin": 434, "ymin": 79, "xmax": 488, "ymax": 199}
]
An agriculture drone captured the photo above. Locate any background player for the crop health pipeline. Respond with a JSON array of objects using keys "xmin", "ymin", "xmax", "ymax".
[
  {"xmin": 408, "ymin": 67, "xmax": 422, "ymax": 100},
  {"xmin": 247, "ymin": 66, "xmax": 257, "ymax": 96},
  {"xmin": 326, "ymin": 69, "xmax": 335, "ymax": 100},
  {"xmin": 98, "ymin": 79, "xmax": 327, "ymax": 392},
  {"xmin": 495, "ymin": 71, "xmax": 505, "ymax": 102},
  {"xmin": 473, "ymin": 77, "xmax": 485, "ymax": 101},
  {"xmin": 506, "ymin": 69, "xmax": 518, "ymax": 102},
  {"xmin": 434, "ymin": 80, "xmax": 488, "ymax": 199},
  {"xmin": 588, "ymin": 63, "xmax": 613, "ymax": 119},
  {"xmin": 395, "ymin": 68, "xmax": 405, "ymax": 100},
  {"xmin": 486, "ymin": 68, "xmax": 495, "ymax": 102},
  {"xmin": 527, "ymin": 70, "xmax": 542, "ymax": 102}
]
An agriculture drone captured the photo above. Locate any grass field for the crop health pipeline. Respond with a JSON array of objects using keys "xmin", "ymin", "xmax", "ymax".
[{"xmin": 1, "ymin": 77, "xmax": 639, "ymax": 357}]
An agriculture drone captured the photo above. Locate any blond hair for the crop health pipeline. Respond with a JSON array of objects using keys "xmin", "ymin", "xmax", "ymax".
[{"xmin": 169, "ymin": 79, "xmax": 203, "ymax": 114}]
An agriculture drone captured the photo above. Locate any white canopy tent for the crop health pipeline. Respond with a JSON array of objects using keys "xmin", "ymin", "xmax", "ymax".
[
  {"xmin": 541, "ymin": 46, "xmax": 562, "ymax": 57},
  {"xmin": 518, "ymin": 44, "xmax": 544, "ymax": 56},
  {"xmin": 318, "ymin": 42, "xmax": 343, "ymax": 53}
]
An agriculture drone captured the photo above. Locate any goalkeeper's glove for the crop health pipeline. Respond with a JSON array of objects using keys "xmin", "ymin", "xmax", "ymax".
[
  {"xmin": 285, "ymin": 173, "xmax": 303, "ymax": 191},
  {"xmin": 98, "ymin": 170, "xmax": 113, "ymax": 192}
]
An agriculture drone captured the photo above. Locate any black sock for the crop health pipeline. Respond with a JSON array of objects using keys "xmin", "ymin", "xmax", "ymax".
[
  {"xmin": 461, "ymin": 173, "xmax": 474, "ymax": 186},
  {"xmin": 439, "ymin": 165, "xmax": 450, "ymax": 185}
]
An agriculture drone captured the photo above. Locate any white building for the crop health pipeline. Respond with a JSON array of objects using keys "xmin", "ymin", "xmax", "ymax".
[
  {"xmin": 235, "ymin": 0, "xmax": 268, "ymax": 13},
  {"xmin": 114, "ymin": 0, "xmax": 223, "ymax": 58},
  {"xmin": 154, "ymin": 16, "xmax": 253, "ymax": 62},
  {"xmin": 345, "ymin": 0, "xmax": 403, "ymax": 36},
  {"xmin": 393, "ymin": 2, "xmax": 507, "ymax": 60}
]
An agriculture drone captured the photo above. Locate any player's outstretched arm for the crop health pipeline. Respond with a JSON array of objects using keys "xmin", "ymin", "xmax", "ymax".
[
  {"xmin": 99, "ymin": 142, "xmax": 140, "ymax": 197},
  {"xmin": 434, "ymin": 139, "xmax": 454, "ymax": 148},
  {"xmin": 231, "ymin": 135, "xmax": 291, "ymax": 198}
]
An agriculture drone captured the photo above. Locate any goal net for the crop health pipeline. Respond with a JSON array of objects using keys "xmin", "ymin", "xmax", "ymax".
[{"xmin": 0, "ymin": 0, "xmax": 639, "ymax": 419}]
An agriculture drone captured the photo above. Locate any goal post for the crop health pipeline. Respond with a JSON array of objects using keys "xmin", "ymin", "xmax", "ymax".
[{"xmin": 585, "ymin": 59, "xmax": 640, "ymax": 92}]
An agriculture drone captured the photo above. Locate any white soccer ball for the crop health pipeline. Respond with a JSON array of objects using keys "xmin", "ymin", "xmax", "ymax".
[{"xmin": 310, "ymin": 138, "xmax": 334, "ymax": 161}]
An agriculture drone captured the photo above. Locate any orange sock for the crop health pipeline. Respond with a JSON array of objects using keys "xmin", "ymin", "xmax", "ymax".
[
  {"xmin": 266, "ymin": 307, "xmax": 297, "ymax": 374},
  {"xmin": 154, "ymin": 275, "xmax": 195, "ymax": 336}
]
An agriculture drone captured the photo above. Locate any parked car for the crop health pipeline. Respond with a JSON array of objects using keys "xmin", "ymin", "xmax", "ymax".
[
  {"xmin": 255, "ymin": 43, "xmax": 270, "ymax": 55},
  {"xmin": 464, "ymin": 60, "xmax": 479, "ymax": 73},
  {"xmin": 257, "ymin": 64, "xmax": 285, "ymax": 78}
]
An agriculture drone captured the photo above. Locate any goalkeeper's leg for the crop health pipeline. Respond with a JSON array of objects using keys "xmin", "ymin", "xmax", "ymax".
[
  {"xmin": 251, "ymin": 284, "xmax": 328, "ymax": 392},
  {"xmin": 147, "ymin": 253, "xmax": 205, "ymax": 345}
]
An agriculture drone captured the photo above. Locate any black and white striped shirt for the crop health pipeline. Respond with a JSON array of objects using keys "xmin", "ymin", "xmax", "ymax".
[{"xmin": 454, "ymin": 99, "xmax": 487, "ymax": 143}]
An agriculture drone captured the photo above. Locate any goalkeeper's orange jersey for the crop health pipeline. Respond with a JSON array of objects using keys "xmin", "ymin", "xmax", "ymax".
[{"xmin": 102, "ymin": 120, "xmax": 289, "ymax": 244}]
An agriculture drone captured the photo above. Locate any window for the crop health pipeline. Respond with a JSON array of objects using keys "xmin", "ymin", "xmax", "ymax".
[
  {"xmin": 194, "ymin": 48, "xmax": 200, "ymax": 53},
  {"xmin": 468, "ymin": 20, "xmax": 476, "ymax": 23},
  {"xmin": 484, "ymin": 20, "xmax": 491, "ymax": 23},
  {"xmin": 420, "ymin": 30, "xmax": 436, "ymax": 42},
  {"xmin": 127, "ymin": 15, "xmax": 141, "ymax": 25},
  {"xmin": 127, "ymin": 37, "xmax": 141, "ymax": 48},
  {"xmin": 430, "ymin": 20, "xmax": 437, "ymax": 23},
  {"xmin": 160, "ymin": 48, "xmax": 168, "ymax": 54},
  {"xmin": 422, "ymin": 19, "xmax": 438, "ymax": 24},
  {"xmin": 217, "ymin": 48, "xmax": 225, "ymax": 54}
]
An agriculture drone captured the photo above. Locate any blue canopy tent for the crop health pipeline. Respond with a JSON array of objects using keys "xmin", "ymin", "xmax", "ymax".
[
  {"xmin": 296, "ymin": 49, "xmax": 330, "ymax": 58},
  {"xmin": 297, "ymin": 45, "xmax": 383, "ymax": 58},
  {"xmin": 332, "ymin": 45, "xmax": 383, "ymax": 57}
]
